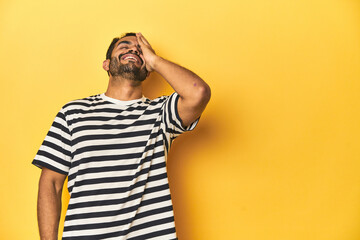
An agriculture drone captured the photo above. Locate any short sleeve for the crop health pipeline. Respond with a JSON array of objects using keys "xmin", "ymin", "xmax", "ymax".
[
  {"xmin": 32, "ymin": 108, "xmax": 72, "ymax": 175},
  {"xmin": 161, "ymin": 92, "xmax": 200, "ymax": 139}
]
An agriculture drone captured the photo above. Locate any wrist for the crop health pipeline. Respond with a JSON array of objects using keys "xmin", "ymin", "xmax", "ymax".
[{"xmin": 149, "ymin": 55, "xmax": 162, "ymax": 72}]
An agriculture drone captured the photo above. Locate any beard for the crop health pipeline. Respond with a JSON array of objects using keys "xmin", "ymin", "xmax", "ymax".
[{"xmin": 109, "ymin": 56, "xmax": 148, "ymax": 82}]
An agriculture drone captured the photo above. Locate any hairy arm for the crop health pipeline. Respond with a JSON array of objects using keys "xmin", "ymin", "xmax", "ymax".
[
  {"xmin": 37, "ymin": 167, "xmax": 66, "ymax": 240},
  {"xmin": 136, "ymin": 33, "xmax": 211, "ymax": 127}
]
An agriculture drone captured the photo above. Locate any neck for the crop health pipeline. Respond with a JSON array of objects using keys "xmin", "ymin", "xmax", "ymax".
[{"xmin": 105, "ymin": 76, "xmax": 143, "ymax": 101}]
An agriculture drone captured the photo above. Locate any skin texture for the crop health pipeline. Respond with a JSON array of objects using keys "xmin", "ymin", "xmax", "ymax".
[
  {"xmin": 37, "ymin": 168, "xmax": 66, "ymax": 240},
  {"xmin": 37, "ymin": 33, "xmax": 211, "ymax": 239}
]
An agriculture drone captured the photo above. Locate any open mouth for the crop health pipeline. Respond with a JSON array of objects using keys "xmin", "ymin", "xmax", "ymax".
[{"xmin": 120, "ymin": 53, "xmax": 143, "ymax": 65}]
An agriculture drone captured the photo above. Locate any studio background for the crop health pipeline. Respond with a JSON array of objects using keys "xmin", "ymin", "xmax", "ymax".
[{"xmin": 0, "ymin": 0, "xmax": 359, "ymax": 239}]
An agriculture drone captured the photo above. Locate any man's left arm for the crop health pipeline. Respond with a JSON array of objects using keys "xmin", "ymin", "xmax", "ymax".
[{"xmin": 137, "ymin": 33, "xmax": 211, "ymax": 127}]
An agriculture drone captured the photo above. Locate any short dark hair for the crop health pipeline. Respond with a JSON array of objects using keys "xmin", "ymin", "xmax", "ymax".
[{"xmin": 106, "ymin": 32, "xmax": 137, "ymax": 60}]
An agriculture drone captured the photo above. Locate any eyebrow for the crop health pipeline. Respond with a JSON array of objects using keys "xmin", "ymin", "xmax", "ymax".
[{"xmin": 117, "ymin": 40, "xmax": 131, "ymax": 47}]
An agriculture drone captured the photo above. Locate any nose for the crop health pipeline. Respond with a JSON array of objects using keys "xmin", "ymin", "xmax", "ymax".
[
  {"xmin": 128, "ymin": 44, "xmax": 141, "ymax": 55},
  {"xmin": 128, "ymin": 49, "xmax": 138, "ymax": 55}
]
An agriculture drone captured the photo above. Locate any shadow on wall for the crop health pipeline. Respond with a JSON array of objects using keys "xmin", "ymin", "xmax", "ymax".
[
  {"xmin": 144, "ymin": 73, "xmax": 222, "ymax": 240},
  {"xmin": 146, "ymin": 73, "xmax": 221, "ymax": 239},
  {"xmin": 167, "ymin": 115, "xmax": 217, "ymax": 240}
]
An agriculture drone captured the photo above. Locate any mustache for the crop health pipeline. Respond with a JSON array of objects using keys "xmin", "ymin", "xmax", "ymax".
[{"xmin": 118, "ymin": 51, "xmax": 143, "ymax": 65}]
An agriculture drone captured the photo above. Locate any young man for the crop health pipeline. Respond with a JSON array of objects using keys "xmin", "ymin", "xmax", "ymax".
[{"xmin": 33, "ymin": 32, "xmax": 211, "ymax": 239}]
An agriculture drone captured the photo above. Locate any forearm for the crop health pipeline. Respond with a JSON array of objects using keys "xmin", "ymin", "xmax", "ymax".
[
  {"xmin": 152, "ymin": 56, "xmax": 211, "ymax": 102},
  {"xmin": 37, "ymin": 179, "xmax": 63, "ymax": 240},
  {"xmin": 136, "ymin": 32, "xmax": 211, "ymax": 127}
]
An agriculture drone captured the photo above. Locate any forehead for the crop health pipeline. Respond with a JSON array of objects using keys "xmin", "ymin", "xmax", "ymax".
[{"xmin": 115, "ymin": 36, "xmax": 138, "ymax": 47}]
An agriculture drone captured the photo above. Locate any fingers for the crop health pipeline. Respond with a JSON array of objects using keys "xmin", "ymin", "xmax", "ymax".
[
  {"xmin": 136, "ymin": 32, "xmax": 151, "ymax": 47},
  {"xmin": 136, "ymin": 33, "xmax": 156, "ymax": 55},
  {"xmin": 138, "ymin": 33, "xmax": 151, "ymax": 46},
  {"xmin": 136, "ymin": 33, "xmax": 145, "ymax": 46},
  {"xmin": 136, "ymin": 33, "xmax": 148, "ymax": 51}
]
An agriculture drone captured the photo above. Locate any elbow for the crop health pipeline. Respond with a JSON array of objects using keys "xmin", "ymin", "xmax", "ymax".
[
  {"xmin": 198, "ymin": 83, "xmax": 211, "ymax": 105},
  {"xmin": 182, "ymin": 81, "xmax": 211, "ymax": 107}
]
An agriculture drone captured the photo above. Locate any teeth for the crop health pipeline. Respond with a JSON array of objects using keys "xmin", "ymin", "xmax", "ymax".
[{"xmin": 124, "ymin": 56, "xmax": 137, "ymax": 61}]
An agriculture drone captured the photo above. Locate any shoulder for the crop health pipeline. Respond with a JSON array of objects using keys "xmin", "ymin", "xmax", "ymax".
[
  {"xmin": 146, "ymin": 95, "xmax": 169, "ymax": 107},
  {"xmin": 149, "ymin": 93, "xmax": 179, "ymax": 106},
  {"xmin": 62, "ymin": 94, "xmax": 104, "ymax": 111},
  {"xmin": 57, "ymin": 94, "xmax": 106, "ymax": 118}
]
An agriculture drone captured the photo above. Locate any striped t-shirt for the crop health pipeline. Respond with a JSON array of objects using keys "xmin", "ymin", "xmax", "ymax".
[{"xmin": 32, "ymin": 92, "xmax": 198, "ymax": 239}]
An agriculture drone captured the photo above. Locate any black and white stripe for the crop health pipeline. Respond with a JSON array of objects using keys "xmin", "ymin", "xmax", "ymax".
[{"xmin": 32, "ymin": 92, "xmax": 198, "ymax": 239}]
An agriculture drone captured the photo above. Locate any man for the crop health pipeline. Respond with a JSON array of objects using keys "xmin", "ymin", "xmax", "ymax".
[{"xmin": 33, "ymin": 32, "xmax": 211, "ymax": 239}]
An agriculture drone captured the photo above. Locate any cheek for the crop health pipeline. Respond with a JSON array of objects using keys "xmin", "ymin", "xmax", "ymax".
[
  {"xmin": 140, "ymin": 56, "xmax": 146, "ymax": 65},
  {"xmin": 109, "ymin": 59, "xmax": 118, "ymax": 69}
]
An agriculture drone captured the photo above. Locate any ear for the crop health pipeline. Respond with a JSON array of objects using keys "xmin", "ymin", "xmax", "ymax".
[{"xmin": 103, "ymin": 59, "xmax": 110, "ymax": 71}]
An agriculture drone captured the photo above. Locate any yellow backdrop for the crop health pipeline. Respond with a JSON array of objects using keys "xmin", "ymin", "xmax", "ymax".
[{"xmin": 1, "ymin": 0, "xmax": 359, "ymax": 239}]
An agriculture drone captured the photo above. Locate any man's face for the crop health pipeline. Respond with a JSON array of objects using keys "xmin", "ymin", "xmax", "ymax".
[{"xmin": 108, "ymin": 36, "xmax": 148, "ymax": 81}]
